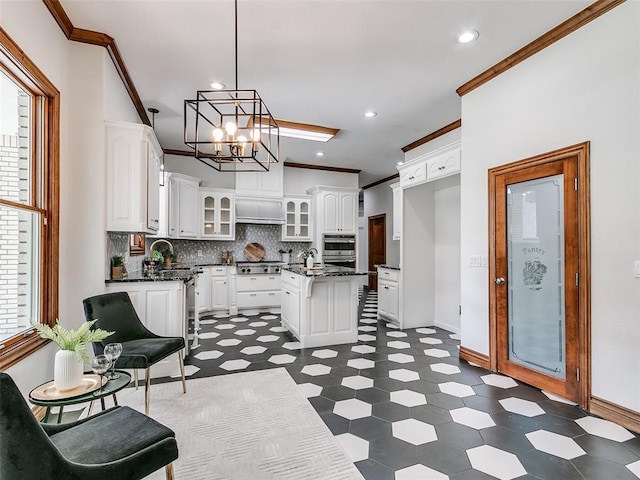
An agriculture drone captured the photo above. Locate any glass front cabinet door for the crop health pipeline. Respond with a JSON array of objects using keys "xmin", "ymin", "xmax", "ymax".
[
  {"xmin": 282, "ymin": 197, "xmax": 312, "ymax": 241},
  {"xmin": 201, "ymin": 190, "xmax": 235, "ymax": 240}
]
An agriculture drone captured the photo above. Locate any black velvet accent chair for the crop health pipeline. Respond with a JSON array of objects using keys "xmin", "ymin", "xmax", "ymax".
[
  {"xmin": 0, "ymin": 372, "xmax": 178, "ymax": 480},
  {"xmin": 83, "ymin": 291, "xmax": 187, "ymax": 415}
]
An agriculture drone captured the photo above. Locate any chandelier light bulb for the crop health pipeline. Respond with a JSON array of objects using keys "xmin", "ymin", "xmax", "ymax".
[
  {"xmin": 251, "ymin": 128, "xmax": 261, "ymax": 142},
  {"xmin": 213, "ymin": 128, "xmax": 224, "ymax": 152},
  {"xmin": 237, "ymin": 135, "xmax": 247, "ymax": 155},
  {"xmin": 225, "ymin": 121, "xmax": 237, "ymax": 140}
]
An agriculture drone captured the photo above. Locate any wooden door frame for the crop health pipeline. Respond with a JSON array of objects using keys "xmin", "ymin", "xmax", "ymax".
[
  {"xmin": 488, "ymin": 142, "xmax": 590, "ymax": 409},
  {"xmin": 368, "ymin": 214, "xmax": 386, "ymax": 290}
]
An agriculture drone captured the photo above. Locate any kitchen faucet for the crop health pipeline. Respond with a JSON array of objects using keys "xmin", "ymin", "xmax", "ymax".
[{"xmin": 149, "ymin": 238, "xmax": 174, "ymax": 258}]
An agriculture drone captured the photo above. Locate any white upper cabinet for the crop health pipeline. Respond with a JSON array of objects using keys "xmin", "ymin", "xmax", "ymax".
[
  {"xmin": 399, "ymin": 161, "xmax": 427, "ymax": 189},
  {"xmin": 390, "ymin": 182, "xmax": 402, "ymax": 241},
  {"xmin": 427, "ymin": 148, "xmax": 461, "ymax": 181},
  {"xmin": 175, "ymin": 176, "xmax": 200, "ymax": 238},
  {"xmin": 164, "ymin": 173, "xmax": 200, "ymax": 238},
  {"xmin": 200, "ymin": 188, "xmax": 235, "ymax": 240},
  {"xmin": 167, "ymin": 175, "xmax": 179, "ymax": 237},
  {"xmin": 235, "ymin": 160, "xmax": 283, "ymax": 198},
  {"xmin": 308, "ymin": 186, "xmax": 358, "ymax": 235},
  {"xmin": 282, "ymin": 196, "xmax": 312, "ymax": 241},
  {"xmin": 106, "ymin": 121, "xmax": 162, "ymax": 233},
  {"xmin": 398, "ymin": 141, "xmax": 461, "ymax": 190}
]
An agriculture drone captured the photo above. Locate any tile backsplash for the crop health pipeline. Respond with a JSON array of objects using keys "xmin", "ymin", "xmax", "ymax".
[{"xmin": 107, "ymin": 224, "xmax": 311, "ymax": 276}]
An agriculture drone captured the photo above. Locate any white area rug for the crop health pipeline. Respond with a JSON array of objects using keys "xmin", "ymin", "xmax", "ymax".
[{"xmin": 118, "ymin": 368, "xmax": 364, "ymax": 480}]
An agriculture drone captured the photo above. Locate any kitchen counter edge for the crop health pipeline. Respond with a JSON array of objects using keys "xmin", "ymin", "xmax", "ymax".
[{"xmin": 281, "ymin": 265, "xmax": 368, "ymax": 277}]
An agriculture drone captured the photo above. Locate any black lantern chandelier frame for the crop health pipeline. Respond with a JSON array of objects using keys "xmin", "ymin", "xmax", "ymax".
[{"xmin": 184, "ymin": 0, "xmax": 279, "ymax": 172}]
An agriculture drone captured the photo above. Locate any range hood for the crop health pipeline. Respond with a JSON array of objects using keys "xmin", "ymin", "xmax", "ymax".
[{"xmin": 235, "ymin": 197, "xmax": 284, "ymax": 224}]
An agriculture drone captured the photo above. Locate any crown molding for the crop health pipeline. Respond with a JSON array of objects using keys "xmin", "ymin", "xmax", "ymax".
[
  {"xmin": 401, "ymin": 119, "xmax": 461, "ymax": 153},
  {"xmin": 42, "ymin": 0, "xmax": 151, "ymax": 126},
  {"xmin": 456, "ymin": 0, "xmax": 626, "ymax": 97},
  {"xmin": 283, "ymin": 161, "xmax": 360, "ymax": 174},
  {"xmin": 362, "ymin": 173, "xmax": 399, "ymax": 190}
]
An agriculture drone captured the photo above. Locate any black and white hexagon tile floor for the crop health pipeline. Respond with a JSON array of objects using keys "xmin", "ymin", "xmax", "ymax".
[{"xmin": 169, "ymin": 288, "xmax": 640, "ymax": 480}]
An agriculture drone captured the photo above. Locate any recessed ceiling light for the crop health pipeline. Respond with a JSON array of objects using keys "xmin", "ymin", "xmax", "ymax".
[
  {"xmin": 364, "ymin": 111, "xmax": 377, "ymax": 118},
  {"xmin": 458, "ymin": 30, "xmax": 479, "ymax": 44},
  {"xmin": 210, "ymin": 81, "xmax": 226, "ymax": 90},
  {"xmin": 316, "ymin": 151, "xmax": 325, "ymax": 157}
]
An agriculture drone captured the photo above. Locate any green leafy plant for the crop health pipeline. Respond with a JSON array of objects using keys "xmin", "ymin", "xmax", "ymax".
[
  {"xmin": 31, "ymin": 320, "xmax": 114, "ymax": 362},
  {"xmin": 111, "ymin": 255, "xmax": 124, "ymax": 267},
  {"xmin": 298, "ymin": 247, "xmax": 318, "ymax": 259},
  {"xmin": 152, "ymin": 250, "xmax": 164, "ymax": 262}
]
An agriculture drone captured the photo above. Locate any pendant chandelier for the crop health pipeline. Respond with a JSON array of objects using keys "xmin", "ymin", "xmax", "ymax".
[{"xmin": 184, "ymin": 0, "xmax": 279, "ymax": 172}]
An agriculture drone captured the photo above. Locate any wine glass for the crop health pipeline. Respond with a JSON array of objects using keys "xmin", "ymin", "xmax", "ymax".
[
  {"xmin": 104, "ymin": 343, "xmax": 123, "ymax": 379},
  {"xmin": 91, "ymin": 354, "xmax": 111, "ymax": 394}
]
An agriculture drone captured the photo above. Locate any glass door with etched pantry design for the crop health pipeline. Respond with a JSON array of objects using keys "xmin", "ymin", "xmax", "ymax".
[{"xmin": 507, "ymin": 175, "xmax": 565, "ymax": 379}]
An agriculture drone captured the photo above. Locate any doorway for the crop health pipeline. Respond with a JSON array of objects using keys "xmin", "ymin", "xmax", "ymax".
[
  {"xmin": 488, "ymin": 142, "xmax": 590, "ymax": 407},
  {"xmin": 368, "ymin": 214, "xmax": 386, "ymax": 291}
]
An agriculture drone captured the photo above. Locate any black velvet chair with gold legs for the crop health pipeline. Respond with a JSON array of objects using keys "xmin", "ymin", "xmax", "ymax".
[
  {"xmin": 83, "ymin": 291, "xmax": 187, "ymax": 415},
  {"xmin": 0, "ymin": 372, "xmax": 178, "ymax": 480}
]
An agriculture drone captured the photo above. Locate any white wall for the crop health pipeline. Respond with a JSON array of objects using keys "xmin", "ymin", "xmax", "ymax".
[
  {"xmin": 435, "ymin": 184, "xmax": 461, "ymax": 333},
  {"xmin": 165, "ymin": 154, "xmax": 236, "ymax": 189},
  {"xmin": 361, "ymin": 180, "xmax": 401, "ymax": 276},
  {"xmin": 460, "ymin": 2, "xmax": 640, "ymax": 411},
  {"xmin": 2, "ymin": 1, "xmax": 144, "ymax": 394},
  {"xmin": 164, "ymin": 159, "xmax": 360, "ymax": 193},
  {"xmin": 284, "ymin": 167, "xmax": 358, "ymax": 194},
  {"xmin": 63, "ymin": 43, "xmax": 109, "ymax": 325}
]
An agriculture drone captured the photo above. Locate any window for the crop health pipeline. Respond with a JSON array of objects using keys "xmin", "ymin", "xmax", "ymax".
[{"xmin": 0, "ymin": 28, "xmax": 59, "ymax": 369}]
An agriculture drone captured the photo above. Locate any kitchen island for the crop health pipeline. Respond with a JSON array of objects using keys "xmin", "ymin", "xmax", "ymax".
[{"xmin": 280, "ymin": 265, "xmax": 367, "ymax": 348}]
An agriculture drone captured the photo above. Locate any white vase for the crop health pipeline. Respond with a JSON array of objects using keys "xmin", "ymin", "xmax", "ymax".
[
  {"xmin": 306, "ymin": 255, "xmax": 314, "ymax": 268},
  {"xmin": 54, "ymin": 350, "xmax": 84, "ymax": 391}
]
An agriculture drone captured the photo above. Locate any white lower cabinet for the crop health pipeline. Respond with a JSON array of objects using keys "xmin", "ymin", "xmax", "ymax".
[
  {"xmin": 211, "ymin": 275, "xmax": 229, "ymax": 310},
  {"xmin": 281, "ymin": 272, "xmax": 301, "ymax": 338},
  {"xmin": 236, "ymin": 274, "xmax": 281, "ymax": 310},
  {"xmin": 196, "ymin": 267, "xmax": 211, "ymax": 312},
  {"xmin": 105, "ymin": 281, "xmax": 186, "ymax": 378},
  {"xmin": 377, "ymin": 267, "xmax": 400, "ymax": 324},
  {"xmin": 197, "ymin": 266, "xmax": 231, "ymax": 313}
]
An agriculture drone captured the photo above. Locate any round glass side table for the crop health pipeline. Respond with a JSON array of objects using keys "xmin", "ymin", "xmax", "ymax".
[{"xmin": 29, "ymin": 370, "xmax": 132, "ymax": 423}]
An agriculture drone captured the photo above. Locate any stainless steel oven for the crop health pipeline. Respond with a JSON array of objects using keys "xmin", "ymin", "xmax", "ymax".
[{"xmin": 323, "ymin": 234, "xmax": 356, "ymax": 268}]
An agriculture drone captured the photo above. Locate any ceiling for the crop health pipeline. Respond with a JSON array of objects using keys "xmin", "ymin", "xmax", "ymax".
[{"xmin": 61, "ymin": 0, "xmax": 591, "ymax": 186}]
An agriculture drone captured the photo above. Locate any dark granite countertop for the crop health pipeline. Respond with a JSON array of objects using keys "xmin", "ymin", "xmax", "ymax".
[
  {"xmin": 105, "ymin": 268, "xmax": 199, "ymax": 283},
  {"xmin": 375, "ymin": 264, "xmax": 401, "ymax": 271},
  {"xmin": 281, "ymin": 264, "xmax": 368, "ymax": 277}
]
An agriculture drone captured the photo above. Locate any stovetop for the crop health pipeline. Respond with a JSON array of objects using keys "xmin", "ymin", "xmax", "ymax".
[{"xmin": 236, "ymin": 261, "xmax": 284, "ymax": 275}]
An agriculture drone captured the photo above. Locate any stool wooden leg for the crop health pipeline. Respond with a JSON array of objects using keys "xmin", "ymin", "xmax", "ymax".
[
  {"xmin": 134, "ymin": 369, "xmax": 139, "ymax": 389},
  {"xmin": 165, "ymin": 463, "xmax": 174, "ymax": 480},
  {"xmin": 178, "ymin": 351, "xmax": 187, "ymax": 394},
  {"xmin": 144, "ymin": 367, "xmax": 151, "ymax": 416}
]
